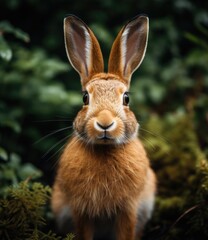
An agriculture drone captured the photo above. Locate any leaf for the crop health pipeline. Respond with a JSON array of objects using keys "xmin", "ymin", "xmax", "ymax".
[
  {"xmin": 0, "ymin": 118, "xmax": 21, "ymax": 133},
  {"xmin": 0, "ymin": 35, "xmax": 12, "ymax": 61},
  {"xmin": 196, "ymin": 22, "xmax": 208, "ymax": 38},
  {"xmin": 20, "ymin": 164, "xmax": 42, "ymax": 180},
  {"xmin": 14, "ymin": 28, "xmax": 30, "ymax": 43},
  {"xmin": 91, "ymin": 23, "xmax": 113, "ymax": 47},
  {"xmin": 185, "ymin": 32, "xmax": 208, "ymax": 50},
  {"xmin": 0, "ymin": 147, "xmax": 8, "ymax": 161},
  {"xmin": 149, "ymin": 84, "xmax": 166, "ymax": 103},
  {"xmin": 63, "ymin": 233, "xmax": 75, "ymax": 240},
  {"xmin": 0, "ymin": 21, "xmax": 30, "ymax": 42},
  {"xmin": 10, "ymin": 153, "xmax": 21, "ymax": 167}
]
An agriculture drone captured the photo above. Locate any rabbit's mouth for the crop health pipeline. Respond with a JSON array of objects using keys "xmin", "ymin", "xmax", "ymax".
[
  {"xmin": 97, "ymin": 130, "xmax": 114, "ymax": 141},
  {"xmin": 95, "ymin": 138, "xmax": 117, "ymax": 145},
  {"xmin": 98, "ymin": 132, "xmax": 113, "ymax": 141},
  {"xmin": 93, "ymin": 131, "xmax": 125, "ymax": 145},
  {"xmin": 88, "ymin": 129, "xmax": 120, "ymax": 144},
  {"xmin": 100, "ymin": 136, "xmax": 110, "ymax": 140}
]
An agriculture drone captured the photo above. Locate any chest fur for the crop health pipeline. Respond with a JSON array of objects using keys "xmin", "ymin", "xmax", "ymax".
[{"xmin": 58, "ymin": 147, "xmax": 148, "ymax": 217}]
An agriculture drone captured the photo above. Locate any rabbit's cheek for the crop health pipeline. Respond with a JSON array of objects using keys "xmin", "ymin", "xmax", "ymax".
[
  {"xmin": 73, "ymin": 109, "xmax": 88, "ymax": 135},
  {"xmin": 125, "ymin": 121, "xmax": 139, "ymax": 139},
  {"xmin": 122, "ymin": 109, "xmax": 138, "ymax": 136}
]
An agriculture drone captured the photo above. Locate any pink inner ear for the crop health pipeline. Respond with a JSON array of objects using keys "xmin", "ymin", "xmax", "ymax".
[
  {"xmin": 70, "ymin": 21, "xmax": 89, "ymax": 76},
  {"xmin": 123, "ymin": 19, "xmax": 148, "ymax": 76},
  {"xmin": 124, "ymin": 33, "xmax": 138, "ymax": 74},
  {"xmin": 64, "ymin": 16, "xmax": 104, "ymax": 86}
]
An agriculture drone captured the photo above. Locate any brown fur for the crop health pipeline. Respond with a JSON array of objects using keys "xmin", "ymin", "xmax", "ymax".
[
  {"xmin": 52, "ymin": 15, "xmax": 156, "ymax": 240},
  {"xmin": 52, "ymin": 137, "xmax": 155, "ymax": 239},
  {"xmin": 108, "ymin": 16, "xmax": 149, "ymax": 86}
]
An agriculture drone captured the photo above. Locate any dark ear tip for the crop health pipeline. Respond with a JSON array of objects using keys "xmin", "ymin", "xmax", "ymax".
[
  {"xmin": 126, "ymin": 14, "xmax": 149, "ymax": 25},
  {"xmin": 134, "ymin": 14, "xmax": 149, "ymax": 19},
  {"xmin": 64, "ymin": 14, "xmax": 80, "ymax": 19},
  {"xmin": 64, "ymin": 14, "xmax": 89, "ymax": 30}
]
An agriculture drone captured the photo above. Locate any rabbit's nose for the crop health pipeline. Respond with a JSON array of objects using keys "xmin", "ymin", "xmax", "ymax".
[
  {"xmin": 96, "ymin": 122, "xmax": 114, "ymax": 130},
  {"xmin": 95, "ymin": 121, "xmax": 116, "ymax": 132},
  {"xmin": 94, "ymin": 110, "xmax": 116, "ymax": 131}
]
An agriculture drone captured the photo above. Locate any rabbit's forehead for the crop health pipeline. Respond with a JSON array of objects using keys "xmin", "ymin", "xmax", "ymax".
[{"xmin": 86, "ymin": 79, "xmax": 127, "ymax": 96}]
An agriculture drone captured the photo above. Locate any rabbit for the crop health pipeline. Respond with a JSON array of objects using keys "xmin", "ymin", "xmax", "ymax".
[{"xmin": 51, "ymin": 14, "xmax": 156, "ymax": 240}]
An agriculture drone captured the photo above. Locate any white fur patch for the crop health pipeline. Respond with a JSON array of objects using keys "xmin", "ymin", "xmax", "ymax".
[
  {"xmin": 134, "ymin": 17, "xmax": 149, "ymax": 71},
  {"xmin": 120, "ymin": 17, "xmax": 149, "ymax": 76},
  {"xmin": 121, "ymin": 28, "xmax": 129, "ymax": 70},
  {"xmin": 141, "ymin": 192, "xmax": 155, "ymax": 220},
  {"xmin": 82, "ymin": 26, "xmax": 91, "ymax": 71}
]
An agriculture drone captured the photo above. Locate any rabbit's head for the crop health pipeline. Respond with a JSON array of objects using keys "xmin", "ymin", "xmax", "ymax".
[{"xmin": 64, "ymin": 15, "xmax": 149, "ymax": 144}]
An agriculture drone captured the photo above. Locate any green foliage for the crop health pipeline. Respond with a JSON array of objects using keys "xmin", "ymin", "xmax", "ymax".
[
  {"xmin": 190, "ymin": 160, "xmax": 208, "ymax": 238},
  {"xmin": 0, "ymin": 34, "xmax": 81, "ymax": 170},
  {"xmin": 141, "ymin": 114, "xmax": 208, "ymax": 239},
  {"xmin": 0, "ymin": 21, "xmax": 29, "ymax": 61},
  {"xmin": 0, "ymin": 181, "xmax": 74, "ymax": 240},
  {"xmin": 0, "ymin": 154, "xmax": 42, "ymax": 196}
]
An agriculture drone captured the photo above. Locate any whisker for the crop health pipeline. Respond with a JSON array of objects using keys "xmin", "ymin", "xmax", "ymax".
[
  {"xmin": 55, "ymin": 115, "xmax": 75, "ymax": 119},
  {"xmin": 140, "ymin": 127, "xmax": 170, "ymax": 144},
  {"xmin": 64, "ymin": 132, "xmax": 83, "ymax": 150},
  {"xmin": 33, "ymin": 126, "xmax": 73, "ymax": 145},
  {"xmin": 139, "ymin": 135, "xmax": 156, "ymax": 151},
  {"xmin": 42, "ymin": 135, "xmax": 70, "ymax": 159},
  {"xmin": 47, "ymin": 141, "xmax": 69, "ymax": 170},
  {"xmin": 64, "ymin": 133, "xmax": 87, "ymax": 159},
  {"xmin": 34, "ymin": 119, "xmax": 72, "ymax": 123},
  {"xmin": 46, "ymin": 132, "xmax": 76, "ymax": 169}
]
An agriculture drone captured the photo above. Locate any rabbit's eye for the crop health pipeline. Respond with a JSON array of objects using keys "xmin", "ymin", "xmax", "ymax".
[
  {"xmin": 123, "ymin": 92, "xmax": 130, "ymax": 106},
  {"xmin": 83, "ymin": 91, "xmax": 89, "ymax": 105}
]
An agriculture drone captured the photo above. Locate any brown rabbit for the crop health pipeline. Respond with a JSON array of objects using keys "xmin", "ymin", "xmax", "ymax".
[{"xmin": 52, "ymin": 15, "xmax": 156, "ymax": 240}]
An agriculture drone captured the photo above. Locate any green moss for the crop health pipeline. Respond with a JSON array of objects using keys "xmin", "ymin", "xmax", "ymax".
[
  {"xmin": 141, "ymin": 114, "xmax": 208, "ymax": 239},
  {"xmin": 0, "ymin": 181, "xmax": 74, "ymax": 240}
]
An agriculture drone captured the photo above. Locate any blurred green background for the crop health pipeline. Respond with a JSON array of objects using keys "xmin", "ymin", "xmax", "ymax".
[{"xmin": 0, "ymin": 0, "xmax": 208, "ymax": 239}]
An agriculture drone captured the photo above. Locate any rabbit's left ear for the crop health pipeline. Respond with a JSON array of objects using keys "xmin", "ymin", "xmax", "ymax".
[
  {"xmin": 64, "ymin": 15, "xmax": 104, "ymax": 87},
  {"xmin": 108, "ymin": 15, "xmax": 149, "ymax": 86}
]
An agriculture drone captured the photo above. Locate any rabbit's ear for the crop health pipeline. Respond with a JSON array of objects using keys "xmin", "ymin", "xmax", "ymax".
[
  {"xmin": 108, "ymin": 15, "xmax": 149, "ymax": 86},
  {"xmin": 64, "ymin": 15, "xmax": 104, "ymax": 86}
]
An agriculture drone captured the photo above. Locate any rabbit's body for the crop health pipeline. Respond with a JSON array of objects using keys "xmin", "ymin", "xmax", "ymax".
[
  {"xmin": 53, "ymin": 136, "xmax": 152, "ymax": 217},
  {"xmin": 53, "ymin": 136, "xmax": 156, "ymax": 239},
  {"xmin": 52, "ymin": 15, "xmax": 156, "ymax": 240}
]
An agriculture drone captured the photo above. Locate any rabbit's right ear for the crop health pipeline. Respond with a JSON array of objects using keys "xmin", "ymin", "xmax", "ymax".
[
  {"xmin": 64, "ymin": 15, "xmax": 104, "ymax": 87},
  {"xmin": 108, "ymin": 15, "xmax": 149, "ymax": 87}
]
